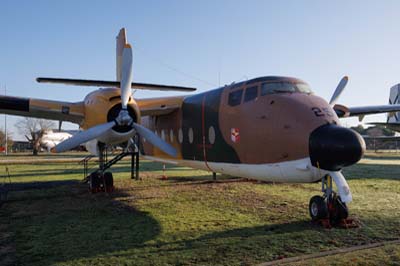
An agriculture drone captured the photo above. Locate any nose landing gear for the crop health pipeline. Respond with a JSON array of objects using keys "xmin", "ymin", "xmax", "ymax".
[{"xmin": 309, "ymin": 174, "xmax": 356, "ymax": 228}]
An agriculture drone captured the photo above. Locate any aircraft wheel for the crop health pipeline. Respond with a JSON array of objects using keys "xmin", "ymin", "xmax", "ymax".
[
  {"xmin": 90, "ymin": 172, "xmax": 102, "ymax": 193},
  {"xmin": 104, "ymin": 172, "xmax": 114, "ymax": 192},
  {"xmin": 332, "ymin": 196, "xmax": 348, "ymax": 221},
  {"xmin": 309, "ymin": 195, "xmax": 328, "ymax": 220}
]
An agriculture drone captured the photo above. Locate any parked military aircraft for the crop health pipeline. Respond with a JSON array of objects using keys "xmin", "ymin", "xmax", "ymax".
[{"xmin": 1, "ymin": 28, "xmax": 400, "ymax": 223}]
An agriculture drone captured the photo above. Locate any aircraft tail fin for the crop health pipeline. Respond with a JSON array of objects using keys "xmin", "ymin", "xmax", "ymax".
[
  {"xmin": 116, "ymin": 28, "xmax": 127, "ymax": 81},
  {"xmin": 388, "ymin": 84, "xmax": 400, "ymax": 122}
]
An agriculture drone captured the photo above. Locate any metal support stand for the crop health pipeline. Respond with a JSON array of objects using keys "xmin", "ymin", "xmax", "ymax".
[
  {"xmin": 130, "ymin": 134, "xmax": 140, "ymax": 180},
  {"xmin": 135, "ymin": 151, "xmax": 139, "ymax": 180},
  {"xmin": 212, "ymin": 172, "xmax": 217, "ymax": 181},
  {"xmin": 130, "ymin": 151, "xmax": 140, "ymax": 180}
]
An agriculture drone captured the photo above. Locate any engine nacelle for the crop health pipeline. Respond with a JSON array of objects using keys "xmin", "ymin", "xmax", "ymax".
[{"xmin": 82, "ymin": 88, "xmax": 141, "ymax": 131}]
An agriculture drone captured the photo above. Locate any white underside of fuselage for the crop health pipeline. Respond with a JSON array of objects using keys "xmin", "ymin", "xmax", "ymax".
[
  {"xmin": 143, "ymin": 155, "xmax": 323, "ymax": 183},
  {"xmin": 143, "ymin": 155, "xmax": 352, "ymax": 203}
]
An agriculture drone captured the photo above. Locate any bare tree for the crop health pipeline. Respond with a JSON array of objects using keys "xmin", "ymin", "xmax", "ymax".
[{"xmin": 15, "ymin": 118, "xmax": 55, "ymax": 155}]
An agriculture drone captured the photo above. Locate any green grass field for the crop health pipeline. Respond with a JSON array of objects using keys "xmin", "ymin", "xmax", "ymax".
[{"xmin": 0, "ymin": 152, "xmax": 399, "ymax": 266}]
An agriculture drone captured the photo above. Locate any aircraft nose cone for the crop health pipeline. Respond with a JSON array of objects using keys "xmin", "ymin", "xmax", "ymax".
[{"xmin": 309, "ymin": 124, "xmax": 365, "ymax": 171}]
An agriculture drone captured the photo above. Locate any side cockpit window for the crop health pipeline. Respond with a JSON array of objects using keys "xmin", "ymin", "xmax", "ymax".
[
  {"xmin": 244, "ymin": 86, "xmax": 258, "ymax": 102},
  {"xmin": 228, "ymin": 89, "xmax": 243, "ymax": 106}
]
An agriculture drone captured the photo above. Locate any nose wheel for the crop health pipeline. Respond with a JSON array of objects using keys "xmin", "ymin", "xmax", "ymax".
[{"xmin": 309, "ymin": 174, "xmax": 349, "ymax": 226}]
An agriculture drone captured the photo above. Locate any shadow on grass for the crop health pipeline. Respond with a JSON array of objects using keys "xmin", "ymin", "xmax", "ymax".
[
  {"xmin": 7, "ymin": 180, "xmax": 80, "ymax": 191},
  {"xmin": 4, "ymin": 182, "xmax": 161, "ymax": 266}
]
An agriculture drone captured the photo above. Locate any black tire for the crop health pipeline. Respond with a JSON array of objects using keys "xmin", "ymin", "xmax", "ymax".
[
  {"xmin": 333, "ymin": 197, "xmax": 349, "ymax": 221},
  {"xmin": 309, "ymin": 195, "xmax": 328, "ymax": 221},
  {"xmin": 104, "ymin": 172, "xmax": 113, "ymax": 188},
  {"xmin": 90, "ymin": 172, "xmax": 102, "ymax": 190}
]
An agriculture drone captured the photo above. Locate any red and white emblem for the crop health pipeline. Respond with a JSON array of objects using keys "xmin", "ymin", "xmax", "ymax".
[{"xmin": 231, "ymin": 128, "xmax": 240, "ymax": 143}]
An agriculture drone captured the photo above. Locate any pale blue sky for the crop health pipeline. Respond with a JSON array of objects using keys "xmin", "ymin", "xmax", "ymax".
[{"xmin": 1, "ymin": 0, "xmax": 400, "ymax": 140}]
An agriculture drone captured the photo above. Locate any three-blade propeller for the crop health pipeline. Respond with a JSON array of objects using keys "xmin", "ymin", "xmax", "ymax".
[{"xmin": 52, "ymin": 44, "xmax": 177, "ymax": 157}]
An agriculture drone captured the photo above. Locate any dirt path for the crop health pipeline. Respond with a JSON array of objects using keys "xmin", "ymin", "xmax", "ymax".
[{"xmin": 257, "ymin": 239, "xmax": 400, "ymax": 266}]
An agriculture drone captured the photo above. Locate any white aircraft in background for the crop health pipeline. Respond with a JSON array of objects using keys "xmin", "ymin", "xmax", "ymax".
[{"xmin": 39, "ymin": 130, "xmax": 76, "ymax": 152}]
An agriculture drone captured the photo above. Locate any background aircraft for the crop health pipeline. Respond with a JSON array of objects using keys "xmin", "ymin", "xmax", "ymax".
[
  {"xmin": 39, "ymin": 129, "xmax": 77, "ymax": 152},
  {"xmin": 366, "ymin": 83, "xmax": 400, "ymax": 132},
  {"xmin": 2, "ymin": 28, "xmax": 400, "ymax": 224}
]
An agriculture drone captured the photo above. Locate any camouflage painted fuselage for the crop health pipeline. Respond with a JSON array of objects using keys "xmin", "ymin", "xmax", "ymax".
[{"xmin": 140, "ymin": 76, "xmax": 340, "ymax": 182}]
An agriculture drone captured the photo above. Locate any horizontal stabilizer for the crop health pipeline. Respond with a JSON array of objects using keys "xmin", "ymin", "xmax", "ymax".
[{"xmin": 36, "ymin": 77, "xmax": 196, "ymax": 92}]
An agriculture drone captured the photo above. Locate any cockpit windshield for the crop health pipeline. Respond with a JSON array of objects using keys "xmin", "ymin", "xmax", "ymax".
[{"xmin": 260, "ymin": 81, "xmax": 312, "ymax": 95}]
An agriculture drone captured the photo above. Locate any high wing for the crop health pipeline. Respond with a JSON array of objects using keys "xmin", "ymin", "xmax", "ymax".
[
  {"xmin": 334, "ymin": 104, "xmax": 400, "ymax": 118},
  {"xmin": 0, "ymin": 95, "xmax": 84, "ymax": 124},
  {"xmin": 333, "ymin": 81, "xmax": 400, "ymax": 120},
  {"xmin": 136, "ymin": 96, "xmax": 185, "ymax": 116},
  {"xmin": 37, "ymin": 77, "xmax": 196, "ymax": 92}
]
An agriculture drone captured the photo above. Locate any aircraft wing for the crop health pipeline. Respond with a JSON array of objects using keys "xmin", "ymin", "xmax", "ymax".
[
  {"xmin": 136, "ymin": 96, "xmax": 185, "ymax": 116},
  {"xmin": 334, "ymin": 104, "xmax": 400, "ymax": 119},
  {"xmin": 0, "ymin": 95, "xmax": 84, "ymax": 124}
]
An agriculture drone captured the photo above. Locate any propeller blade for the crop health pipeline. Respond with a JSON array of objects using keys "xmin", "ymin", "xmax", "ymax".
[
  {"xmin": 52, "ymin": 121, "xmax": 115, "ymax": 153},
  {"xmin": 329, "ymin": 76, "xmax": 348, "ymax": 106},
  {"xmin": 132, "ymin": 123, "xmax": 177, "ymax": 157},
  {"xmin": 120, "ymin": 44, "xmax": 133, "ymax": 109}
]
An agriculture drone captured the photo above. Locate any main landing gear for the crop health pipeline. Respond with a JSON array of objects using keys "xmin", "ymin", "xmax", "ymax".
[
  {"xmin": 309, "ymin": 174, "xmax": 352, "ymax": 228},
  {"xmin": 85, "ymin": 138, "xmax": 140, "ymax": 193},
  {"xmin": 87, "ymin": 143, "xmax": 114, "ymax": 193},
  {"xmin": 89, "ymin": 171, "xmax": 114, "ymax": 193}
]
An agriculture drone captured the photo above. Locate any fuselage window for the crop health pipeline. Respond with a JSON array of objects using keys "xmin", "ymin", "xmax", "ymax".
[
  {"xmin": 228, "ymin": 89, "xmax": 243, "ymax": 106},
  {"xmin": 161, "ymin": 130, "xmax": 165, "ymax": 141},
  {"xmin": 208, "ymin": 126, "xmax": 215, "ymax": 144},
  {"xmin": 244, "ymin": 86, "xmax": 258, "ymax": 102},
  {"xmin": 188, "ymin": 128, "xmax": 194, "ymax": 144},
  {"xmin": 178, "ymin": 128, "xmax": 183, "ymax": 143}
]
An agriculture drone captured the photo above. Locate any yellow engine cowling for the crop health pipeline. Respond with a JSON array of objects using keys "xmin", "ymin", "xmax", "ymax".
[{"xmin": 82, "ymin": 88, "xmax": 141, "ymax": 153}]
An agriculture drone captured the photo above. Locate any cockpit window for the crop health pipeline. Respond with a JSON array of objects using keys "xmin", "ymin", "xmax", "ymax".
[
  {"xmin": 261, "ymin": 82, "xmax": 312, "ymax": 95},
  {"xmin": 228, "ymin": 89, "xmax": 243, "ymax": 106},
  {"xmin": 244, "ymin": 86, "xmax": 258, "ymax": 102}
]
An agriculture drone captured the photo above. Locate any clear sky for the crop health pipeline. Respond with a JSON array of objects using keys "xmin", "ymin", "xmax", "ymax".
[{"xmin": 1, "ymin": 0, "xmax": 400, "ymax": 140}]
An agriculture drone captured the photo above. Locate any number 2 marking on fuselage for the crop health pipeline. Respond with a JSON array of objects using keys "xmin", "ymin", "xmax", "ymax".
[{"xmin": 312, "ymin": 107, "xmax": 333, "ymax": 117}]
